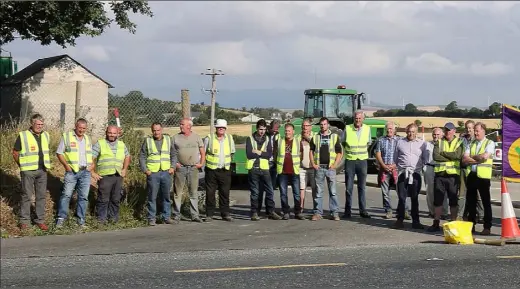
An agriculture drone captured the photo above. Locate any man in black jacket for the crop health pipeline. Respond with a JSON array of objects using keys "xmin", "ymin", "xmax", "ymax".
[{"xmin": 246, "ymin": 119, "xmax": 282, "ymax": 221}]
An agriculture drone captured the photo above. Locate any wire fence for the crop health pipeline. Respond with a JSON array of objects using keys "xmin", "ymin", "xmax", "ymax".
[{"xmin": 0, "ymin": 81, "xmax": 186, "ymax": 138}]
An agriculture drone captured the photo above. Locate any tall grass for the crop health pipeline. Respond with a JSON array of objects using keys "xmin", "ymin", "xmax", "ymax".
[{"xmin": 0, "ymin": 121, "xmax": 204, "ymax": 238}]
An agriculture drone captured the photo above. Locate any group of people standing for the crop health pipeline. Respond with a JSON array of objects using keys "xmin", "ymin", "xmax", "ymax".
[
  {"xmin": 246, "ymin": 112, "xmax": 377, "ymax": 222},
  {"xmin": 375, "ymin": 119, "xmax": 495, "ymax": 234},
  {"xmin": 13, "ymin": 112, "xmax": 495, "ymax": 235},
  {"xmin": 13, "ymin": 114, "xmax": 233, "ymax": 229}
]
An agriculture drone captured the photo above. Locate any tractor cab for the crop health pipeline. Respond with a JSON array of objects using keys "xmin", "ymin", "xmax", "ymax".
[{"xmin": 303, "ymin": 85, "xmax": 366, "ymax": 131}]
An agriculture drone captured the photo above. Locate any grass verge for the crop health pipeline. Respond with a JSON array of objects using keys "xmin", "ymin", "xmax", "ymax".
[{"xmin": 0, "ymin": 121, "xmax": 208, "ymax": 238}]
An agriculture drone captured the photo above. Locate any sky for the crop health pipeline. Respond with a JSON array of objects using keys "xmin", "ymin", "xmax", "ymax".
[{"xmin": 3, "ymin": 1, "xmax": 520, "ymax": 109}]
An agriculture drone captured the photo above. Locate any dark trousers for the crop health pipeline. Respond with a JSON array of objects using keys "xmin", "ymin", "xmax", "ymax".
[
  {"xmin": 249, "ymin": 168, "xmax": 275, "ymax": 215},
  {"xmin": 96, "ymin": 174, "xmax": 123, "ymax": 222},
  {"xmin": 344, "ymin": 159, "xmax": 368, "ymax": 214},
  {"xmin": 20, "ymin": 169, "xmax": 48, "ymax": 225},
  {"xmin": 205, "ymin": 168, "xmax": 232, "ymax": 217},
  {"xmin": 466, "ymin": 172, "xmax": 492, "ymax": 229},
  {"xmin": 397, "ymin": 172, "xmax": 421, "ymax": 223},
  {"xmin": 257, "ymin": 164, "xmax": 278, "ymax": 212}
]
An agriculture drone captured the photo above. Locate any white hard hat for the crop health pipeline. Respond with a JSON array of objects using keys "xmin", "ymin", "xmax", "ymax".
[{"xmin": 215, "ymin": 119, "xmax": 227, "ymax": 128}]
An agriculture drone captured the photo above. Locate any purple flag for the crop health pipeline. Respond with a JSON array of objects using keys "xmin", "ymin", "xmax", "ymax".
[{"xmin": 502, "ymin": 104, "xmax": 520, "ymax": 183}]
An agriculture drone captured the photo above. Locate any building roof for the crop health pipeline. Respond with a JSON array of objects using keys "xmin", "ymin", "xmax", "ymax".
[{"xmin": 0, "ymin": 54, "xmax": 114, "ymax": 88}]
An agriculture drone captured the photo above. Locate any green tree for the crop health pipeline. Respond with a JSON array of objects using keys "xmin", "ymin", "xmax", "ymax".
[
  {"xmin": 0, "ymin": 1, "xmax": 153, "ymax": 47},
  {"xmin": 445, "ymin": 101, "xmax": 458, "ymax": 111},
  {"xmin": 405, "ymin": 103, "xmax": 417, "ymax": 112},
  {"xmin": 292, "ymin": 110, "xmax": 304, "ymax": 118}
]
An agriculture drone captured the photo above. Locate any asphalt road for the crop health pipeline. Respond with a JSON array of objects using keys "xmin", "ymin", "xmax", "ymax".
[
  {"xmin": 2, "ymin": 173, "xmax": 520, "ymax": 288},
  {"xmin": 2, "ymin": 245, "xmax": 520, "ymax": 288}
]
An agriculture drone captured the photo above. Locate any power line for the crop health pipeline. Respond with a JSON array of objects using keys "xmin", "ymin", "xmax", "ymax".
[{"xmin": 201, "ymin": 68, "xmax": 224, "ymax": 137}]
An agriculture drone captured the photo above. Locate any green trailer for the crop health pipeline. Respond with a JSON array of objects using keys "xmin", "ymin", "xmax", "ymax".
[{"xmin": 231, "ymin": 85, "xmax": 387, "ymax": 177}]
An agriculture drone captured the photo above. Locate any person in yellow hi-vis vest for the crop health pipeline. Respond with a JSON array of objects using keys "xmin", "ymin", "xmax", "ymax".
[
  {"xmin": 343, "ymin": 111, "xmax": 372, "ymax": 219},
  {"xmin": 462, "ymin": 122, "xmax": 495, "ymax": 235},
  {"xmin": 139, "ymin": 122, "xmax": 177, "ymax": 226},
  {"xmin": 277, "ymin": 123, "xmax": 306, "ymax": 220},
  {"xmin": 91, "ymin": 125, "xmax": 131, "ymax": 224},
  {"xmin": 203, "ymin": 119, "xmax": 235, "ymax": 222},
  {"xmin": 428, "ymin": 122, "xmax": 464, "ymax": 232},
  {"xmin": 309, "ymin": 117, "xmax": 343, "ymax": 221},
  {"xmin": 56, "ymin": 118, "xmax": 93, "ymax": 228},
  {"xmin": 246, "ymin": 119, "xmax": 282, "ymax": 221},
  {"xmin": 12, "ymin": 114, "xmax": 51, "ymax": 231}
]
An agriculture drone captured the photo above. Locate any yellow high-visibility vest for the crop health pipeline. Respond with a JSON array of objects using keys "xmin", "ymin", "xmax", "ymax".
[
  {"xmin": 205, "ymin": 133, "xmax": 233, "ymax": 170},
  {"xmin": 434, "ymin": 137, "xmax": 462, "ymax": 175},
  {"xmin": 246, "ymin": 136, "xmax": 269, "ymax": 170},
  {"xmin": 96, "ymin": 139, "xmax": 126, "ymax": 176},
  {"xmin": 344, "ymin": 124, "xmax": 369, "ymax": 160},
  {"xmin": 465, "ymin": 139, "xmax": 493, "ymax": 179},
  {"xmin": 276, "ymin": 137, "xmax": 300, "ymax": 175},
  {"xmin": 61, "ymin": 131, "xmax": 92, "ymax": 172},
  {"xmin": 312, "ymin": 132, "xmax": 339, "ymax": 167},
  {"xmin": 18, "ymin": 130, "xmax": 51, "ymax": 171},
  {"xmin": 145, "ymin": 135, "xmax": 171, "ymax": 172}
]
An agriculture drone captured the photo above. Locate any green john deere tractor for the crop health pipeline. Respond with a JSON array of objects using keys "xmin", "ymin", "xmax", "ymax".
[{"xmin": 230, "ymin": 85, "xmax": 387, "ymax": 178}]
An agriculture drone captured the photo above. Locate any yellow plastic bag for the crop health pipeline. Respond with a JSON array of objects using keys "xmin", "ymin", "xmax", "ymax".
[{"xmin": 442, "ymin": 221, "xmax": 474, "ymax": 245}]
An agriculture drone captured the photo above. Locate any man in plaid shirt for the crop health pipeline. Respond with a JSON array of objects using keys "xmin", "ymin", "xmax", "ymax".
[{"xmin": 375, "ymin": 122, "xmax": 410, "ymax": 219}]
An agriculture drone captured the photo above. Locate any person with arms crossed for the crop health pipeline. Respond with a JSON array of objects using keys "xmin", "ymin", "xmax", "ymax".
[
  {"xmin": 246, "ymin": 119, "xmax": 282, "ymax": 221},
  {"xmin": 461, "ymin": 122, "xmax": 495, "ymax": 235},
  {"xmin": 428, "ymin": 122, "xmax": 464, "ymax": 232}
]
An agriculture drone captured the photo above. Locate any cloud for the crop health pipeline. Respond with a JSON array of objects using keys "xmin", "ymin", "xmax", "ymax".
[
  {"xmin": 404, "ymin": 53, "xmax": 513, "ymax": 76},
  {"xmin": 3, "ymin": 1, "xmax": 520, "ymax": 107}
]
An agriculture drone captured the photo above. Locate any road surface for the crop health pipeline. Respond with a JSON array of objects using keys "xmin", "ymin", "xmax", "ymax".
[{"xmin": 2, "ymin": 174, "xmax": 520, "ymax": 288}]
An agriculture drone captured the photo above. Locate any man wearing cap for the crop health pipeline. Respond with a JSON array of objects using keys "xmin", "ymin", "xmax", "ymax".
[
  {"xmin": 203, "ymin": 119, "xmax": 235, "ymax": 222},
  {"xmin": 428, "ymin": 122, "xmax": 464, "ymax": 232}
]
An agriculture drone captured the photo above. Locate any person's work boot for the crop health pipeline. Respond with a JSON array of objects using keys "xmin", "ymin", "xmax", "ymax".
[
  {"xmin": 427, "ymin": 220, "xmax": 441, "ymax": 232},
  {"xmin": 268, "ymin": 212, "xmax": 282, "ymax": 220},
  {"xmin": 392, "ymin": 219, "xmax": 404, "ymax": 229},
  {"xmin": 251, "ymin": 213, "xmax": 261, "ymax": 221},
  {"xmin": 311, "ymin": 214, "xmax": 322, "ymax": 221}
]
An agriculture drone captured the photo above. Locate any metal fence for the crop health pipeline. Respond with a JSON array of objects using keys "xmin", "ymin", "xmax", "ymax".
[{"xmin": 0, "ymin": 82, "xmax": 186, "ymax": 138}]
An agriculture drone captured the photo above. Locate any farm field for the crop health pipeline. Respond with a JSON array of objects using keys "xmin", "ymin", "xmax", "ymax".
[
  {"xmin": 138, "ymin": 124, "xmax": 253, "ymax": 137},
  {"xmin": 136, "ymin": 117, "xmax": 499, "ymax": 138},
  {"xmin": 375, "ymin": 116, "xmax": 501, "ymax": 129}
]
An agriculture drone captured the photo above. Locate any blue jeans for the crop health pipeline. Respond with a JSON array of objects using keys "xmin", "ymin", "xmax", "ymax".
[
  {"xmin": 278, "ymin": 174, "xmax": 301, "ymax": 214},
  {"xmin": 57, "ymin": 170, "xmax": 91, "ymax": 225},
  {"xmin": 314, "ymin": 167, "xmax": 339, "ymax": 216},
  {"xmin": 147, "ymin": 171, "xmax": 172, "ymax": 221},
  {"xmin": 344, "ymin": 160, "xmax": 368, "ymax": 215}
]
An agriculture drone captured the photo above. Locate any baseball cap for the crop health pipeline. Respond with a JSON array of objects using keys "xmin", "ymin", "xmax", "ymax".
[{"xmin": 444, "ymin": 122, "xmax": 456, "ymax": 130}]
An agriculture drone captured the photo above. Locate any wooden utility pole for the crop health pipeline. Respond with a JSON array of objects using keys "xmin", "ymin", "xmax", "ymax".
[
  {"xmin": 181, "ymin": 89, "xmax": 190, "ymax": 119},
  {"xmin": 201, "ymin": 68, "xmax": 224, "ymax": 137},
  {"xmin": 75, "ymin": 81, "xmax": 82, "ymax": 120}
]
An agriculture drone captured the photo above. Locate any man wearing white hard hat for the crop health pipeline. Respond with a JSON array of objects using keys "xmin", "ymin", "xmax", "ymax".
[{"xmin": 203, "ymin": 119, "xmax": 236, "ymax": 221}]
